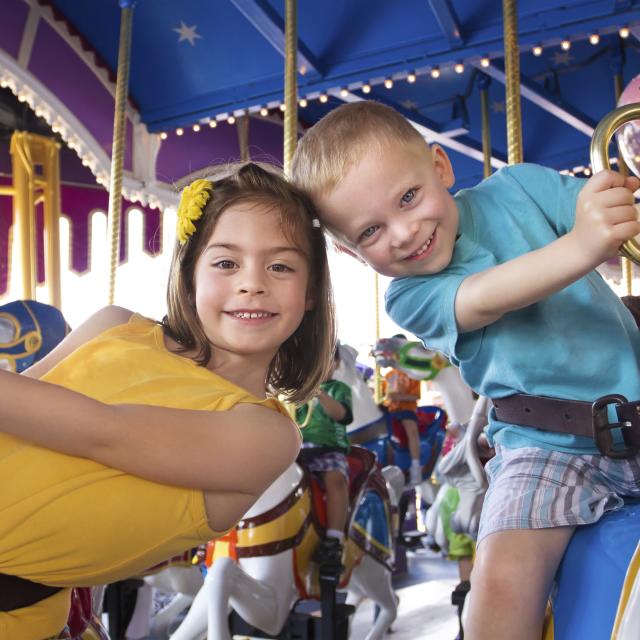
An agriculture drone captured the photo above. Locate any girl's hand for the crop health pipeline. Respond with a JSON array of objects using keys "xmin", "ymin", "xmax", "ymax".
[{"xmin": 571, "ymin": 170, "xmax": 640, "ymax": 267}]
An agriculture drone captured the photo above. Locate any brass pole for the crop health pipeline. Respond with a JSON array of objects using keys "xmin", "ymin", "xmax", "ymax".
[
  {"xmin": 43, "ymin": 140, "xmax": 62, "ymax": 308},
  {"xmin": 10, "ymin": 133, "xmax": 36, "ymax": 299},
  {"xmin": 590, "ymin": 103, "xmax": 640, "ymax": 264},
  {"xmin": 479, "ymin": 74, "xmax": 493, "ymax": 179},
  {"xmin": 373, "ymin": 272, "xmax": 382, "ymax": 404},
  {"xmin": 613, "ymin": 72, "xmax": 633, "ymax": 295},
  {"xmin": 106, "ymin": 2, "xmax": 134, "ymax": 304},
  {"xmin": 0, "ymin": 186, "xmax": 15, "ymax": 196},
  {"xmin": 237, "ymin": 114, "xmax": 250, "ymax": 162},
  {"xmin": 283, "ymin": 0, "xmax": 298, "ymax": 176},
  {"xmin": 502, "ymin": 0, "xmax": 523, "ymax": 165}
]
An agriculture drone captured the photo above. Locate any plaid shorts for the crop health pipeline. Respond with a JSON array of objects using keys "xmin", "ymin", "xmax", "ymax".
[
  {"xmin": 300, "ymin": 445, "xmax": 350, "ymax": 482},
  {"xmin": 477, "ymin": 445, "xmax": 640, "ymax": 544}
]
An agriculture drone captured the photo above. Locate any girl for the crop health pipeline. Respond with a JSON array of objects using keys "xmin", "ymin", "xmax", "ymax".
[{"xmin": 0, "ymin": 162, "xmax": 336, "ymax": 639}]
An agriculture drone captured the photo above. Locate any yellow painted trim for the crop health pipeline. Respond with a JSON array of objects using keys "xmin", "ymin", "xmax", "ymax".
[
  {"xmin": 351, "ymin": 521, "xmax": 391, "ymax": 555},
  {"xmin": 542, "ymin": 600, "xmax": 554, "ymax": 640},
  {"xmin": 236, "ymin": 490, "xmax": 310, "ymax": 547},
  {"xmin": 611, "ymin": 542, "xmax": 640, "ymax": 639}
]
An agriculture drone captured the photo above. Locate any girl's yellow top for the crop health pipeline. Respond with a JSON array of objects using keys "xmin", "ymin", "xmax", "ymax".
[{"xmin": 0, "ymin": 314, "xmax": 286, "ymax": 639}]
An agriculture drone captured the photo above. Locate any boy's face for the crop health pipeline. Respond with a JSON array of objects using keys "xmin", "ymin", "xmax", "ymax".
[{"xmin": 317, "ymin": 138, "xmax": 458, "ymax": 278}]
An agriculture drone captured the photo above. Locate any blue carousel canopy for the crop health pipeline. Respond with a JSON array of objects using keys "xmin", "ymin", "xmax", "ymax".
[{"xmin": 1, "ymin": 0, "xmax": 637, "ymax": 190}]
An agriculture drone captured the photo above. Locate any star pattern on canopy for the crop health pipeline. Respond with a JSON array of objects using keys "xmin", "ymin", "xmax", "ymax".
[
  {"xmin": 173, "ymin": 22, "xmax": 202, "ymax": 46},
  {"xmin": 552, "ymin": 50, "xmax": 575, "ymax": 67}
]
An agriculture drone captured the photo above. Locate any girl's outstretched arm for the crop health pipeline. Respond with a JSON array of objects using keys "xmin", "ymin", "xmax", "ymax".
[{"xmin": 0, "ymin": 370, "xmax": 300, "ymax": 496}]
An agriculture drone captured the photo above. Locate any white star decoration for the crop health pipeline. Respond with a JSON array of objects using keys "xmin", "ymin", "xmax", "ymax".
[
  {"xmin": 552, "ymin": 51, "xmax": 574, "ymax": 66},
  {"xmin": 173, "ymin": 22, "xmax": 202, "ymax": 46}
]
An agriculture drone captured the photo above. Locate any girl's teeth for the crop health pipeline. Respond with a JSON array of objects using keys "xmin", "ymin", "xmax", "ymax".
[{"xmin": 233, "ymin": 311, "xmax": 271, "ymax": 319}]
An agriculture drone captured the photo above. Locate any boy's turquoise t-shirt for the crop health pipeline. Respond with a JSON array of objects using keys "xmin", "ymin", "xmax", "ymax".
[{"xmin": 386, "ymin": 163, "xmax": 640, "ymax": 454}]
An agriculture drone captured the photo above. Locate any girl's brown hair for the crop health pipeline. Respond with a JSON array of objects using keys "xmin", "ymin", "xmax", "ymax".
[{"xmin": 163, "ymin": 162, "xmax": 336, "ymax": 404}]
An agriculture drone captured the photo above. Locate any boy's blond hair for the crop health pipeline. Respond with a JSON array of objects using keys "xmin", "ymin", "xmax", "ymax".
[{"xmin": 291, "ymin": 100, "xmax": 427, "ymax": 198}]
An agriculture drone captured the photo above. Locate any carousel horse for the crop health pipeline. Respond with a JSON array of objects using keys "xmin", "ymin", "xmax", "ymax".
[
  {"xmin": 345, "ymin": 340, "xmax": 474, "ymax": 495},
  {"xmin": 0, "ymin": 299, "xmax": 69, "ymax": 372},
  {"xmin": 169, "ymin": 447, "xmax": 403, "ymax": 640}
]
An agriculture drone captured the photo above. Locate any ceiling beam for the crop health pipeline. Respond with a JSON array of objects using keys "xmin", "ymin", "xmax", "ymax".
[
  {"xmin": 428, "ymin": 0, "xmax": 464, "ymax": 47},
  {"xmin": 475, "ymin": 61, "xmax": 596, "ymax": 137},
  {"xmin": 230, "ymin": 0, "xmax": 321, "ymax": 76},
  {"xmin": 332, "ymin": 90, "xmax": 507, "ymax": 169}
]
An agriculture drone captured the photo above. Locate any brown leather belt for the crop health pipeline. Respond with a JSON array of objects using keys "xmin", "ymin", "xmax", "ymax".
[
  {"xmin": 0, "ymin": 572, "xmax": 61, "ymax": 611},
  {"xmin": 492, "ymin": 393, "xmax": 640, "ymax": 459}
]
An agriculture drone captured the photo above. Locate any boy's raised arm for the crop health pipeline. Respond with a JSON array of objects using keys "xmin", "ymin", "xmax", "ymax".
[{"xmin": 455, "ymin": 170, "xmax": 640, "ymax": 332}]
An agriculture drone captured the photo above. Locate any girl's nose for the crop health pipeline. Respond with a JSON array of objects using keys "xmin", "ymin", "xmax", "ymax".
[{"xmin": 237, "ymin": 268, "xmax": 266, "ymax": 295}]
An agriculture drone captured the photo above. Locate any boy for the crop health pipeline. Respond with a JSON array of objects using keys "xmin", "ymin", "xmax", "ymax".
[
  {"xmin": 381, "ymin": 334, "xmax": 423, "ymax": 485},
  {"xmin": 296, "ymin": 348, "xmax": 353, "ymax": 572},
  {"xmin": 291, "ymin": 100, "xmax": 640, "ymax": 639}
]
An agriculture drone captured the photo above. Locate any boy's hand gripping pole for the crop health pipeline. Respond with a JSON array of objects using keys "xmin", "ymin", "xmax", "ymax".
[{"xmin": 590, "ymin": 103, "xmax": 640, "ymax": 264}]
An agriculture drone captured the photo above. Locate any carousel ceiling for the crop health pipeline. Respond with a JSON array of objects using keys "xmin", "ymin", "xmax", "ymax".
[{"xmin": 1, "ymin": 0, "xmax": 639, "ymax": 191}]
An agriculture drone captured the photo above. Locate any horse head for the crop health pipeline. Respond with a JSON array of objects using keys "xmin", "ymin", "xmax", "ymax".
[{"xmin": 0, "ymin": 299, "xmax": 69, "ymax": 372}]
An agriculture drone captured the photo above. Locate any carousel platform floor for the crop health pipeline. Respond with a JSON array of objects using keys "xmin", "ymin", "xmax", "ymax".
[{"xmin": 348, "ymin": 546, "xmax": 460, "ymax": 640}]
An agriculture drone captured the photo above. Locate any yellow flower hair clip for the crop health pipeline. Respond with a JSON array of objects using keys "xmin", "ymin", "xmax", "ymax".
[{"xmin": 176, "ymin": 179, "xmax": 214, "ymax": 245}]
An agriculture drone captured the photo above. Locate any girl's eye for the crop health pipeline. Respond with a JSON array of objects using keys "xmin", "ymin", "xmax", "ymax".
[
  {"xmin": 213, "ymin": 259, "xmax": 236, "ymax": 269},
  {"xmin": 401, "ymin": 189, "xmax": 416, "ymax": 205},
  {"xmin": 269, "ymin": 263, "xmax": 293, "ymax": 273},
  {"xmin": 359, "ymin": 225, "xmax": 379, "ymax": 242}
]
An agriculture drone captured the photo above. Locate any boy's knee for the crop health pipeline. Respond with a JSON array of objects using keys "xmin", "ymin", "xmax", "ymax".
[{"xmin": 324, "ymin": 470, "xmax": 348, "ymax": 490}]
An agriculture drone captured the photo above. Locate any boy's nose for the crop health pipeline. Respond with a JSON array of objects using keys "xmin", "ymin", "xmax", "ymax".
[{"xmin": 389, "ymin": 219, "xmax": 417, "ymax": 247}]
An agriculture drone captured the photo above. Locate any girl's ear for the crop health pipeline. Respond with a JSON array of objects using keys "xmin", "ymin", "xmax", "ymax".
[{"xmin": 305, "ymin": 295, "xmax": 315, "ymax": 311}]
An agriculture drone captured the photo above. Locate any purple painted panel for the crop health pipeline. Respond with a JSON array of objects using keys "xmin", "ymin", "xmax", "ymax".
[
  {"xmin": 155, "ymin": 115, "xmax": 284, "ymax": 184},
  {"xmin": 0, "ymin": 0, "xmax": 29, "ymax": 59},
  {"xmin": 60, "ymin": 185, "xmax": 161, "ymax": 274},
  {"xmin": 29, "ymin": 19, "xmax": 133, "ymax": 171},
  {"xmin": 0, "ymin": 186, "xmax": 10, "ymax": 296}
]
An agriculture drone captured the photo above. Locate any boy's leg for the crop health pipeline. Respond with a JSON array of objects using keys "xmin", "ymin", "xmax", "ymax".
[
  {"xmin": 401, "ymin": 418, "xmax": 422, "ymax": 484},
  {"xmin": 464, "ymin": 526, "xmax": 575, "ymax": 640},
  {"xmin": 324, "ymin": 468, "xmax": 349, "ymax": 534}
]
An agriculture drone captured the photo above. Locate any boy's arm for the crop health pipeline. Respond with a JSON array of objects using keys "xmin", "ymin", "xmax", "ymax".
[
  {"xmin": 317, "ymin": 389, "xmax": 348, "ymax": 421},
  {"xmin": 455, "ymin": 170, "xmax": 640, "ymax": 332}
]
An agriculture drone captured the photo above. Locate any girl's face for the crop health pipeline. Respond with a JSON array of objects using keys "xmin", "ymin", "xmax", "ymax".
[{"xmin": 192, "ymin": 201, "xmax": 313, "ymax": 368}]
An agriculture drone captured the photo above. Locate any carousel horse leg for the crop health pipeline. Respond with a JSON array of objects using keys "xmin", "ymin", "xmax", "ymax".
[
  {"xmin": 124, "ymin": 583, "xmax": 152, "ymax": 639},
  {"xmin": 347, "ymin": 555, "xmax": 397, "ymax": 640}
]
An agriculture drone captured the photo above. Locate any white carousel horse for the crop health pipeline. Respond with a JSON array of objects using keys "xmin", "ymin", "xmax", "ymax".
[{"xmin": 169, "ymin": 454, "xmax": 403, "ymax": 640}]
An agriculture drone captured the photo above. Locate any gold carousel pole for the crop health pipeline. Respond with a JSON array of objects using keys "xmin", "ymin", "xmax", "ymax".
[
  {"xmin": 612, "ymin": 48, "xmax": 633, "ymax": 295},
  {"xmin": 106, "ymin": 1, "xmax": 134, "ymax": 305},
  {"xmin": 478, "ymin": 74, "xmax": 493, "ymax": 179},
  {"xmin": 502, "ymin": 0, "xmax": 523, "ymax": 165},
  {"xmin": 283, "ymin": 0, "xmax": 298, "ymax": 176},
  {"xmin": 373, "ymin": 273, "xmax": 382, "ymax": 404},
  {"xmin": 10, "ymin": 134, "xmax": 36, "ymax": 299},
  {"xmin": 43, "ymin": 140, "xmax": 62, "ymax": 308}
]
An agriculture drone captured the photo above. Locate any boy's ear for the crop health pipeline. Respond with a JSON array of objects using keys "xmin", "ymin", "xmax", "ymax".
[
  {"xmin": 333, "ymin": 240, "xmax": 368, "ymax": 265},
  {"xmin": 431, "ymin": 144, "xmax": 455, "ymax": 189}
]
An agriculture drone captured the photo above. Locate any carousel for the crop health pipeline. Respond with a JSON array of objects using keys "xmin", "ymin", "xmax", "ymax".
[{"xmin": 1, "ymin": 1, "xmax": 640, "ymax": 639}]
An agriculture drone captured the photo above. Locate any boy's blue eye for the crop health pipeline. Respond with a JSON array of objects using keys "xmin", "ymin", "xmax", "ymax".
[
  {"xmin": 401, "ymin": 189, "xmax": 416, "ymax": 205},
  {"xmin": 360, "ymin": 225, "xmax": 379, "ymax": 241}
]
